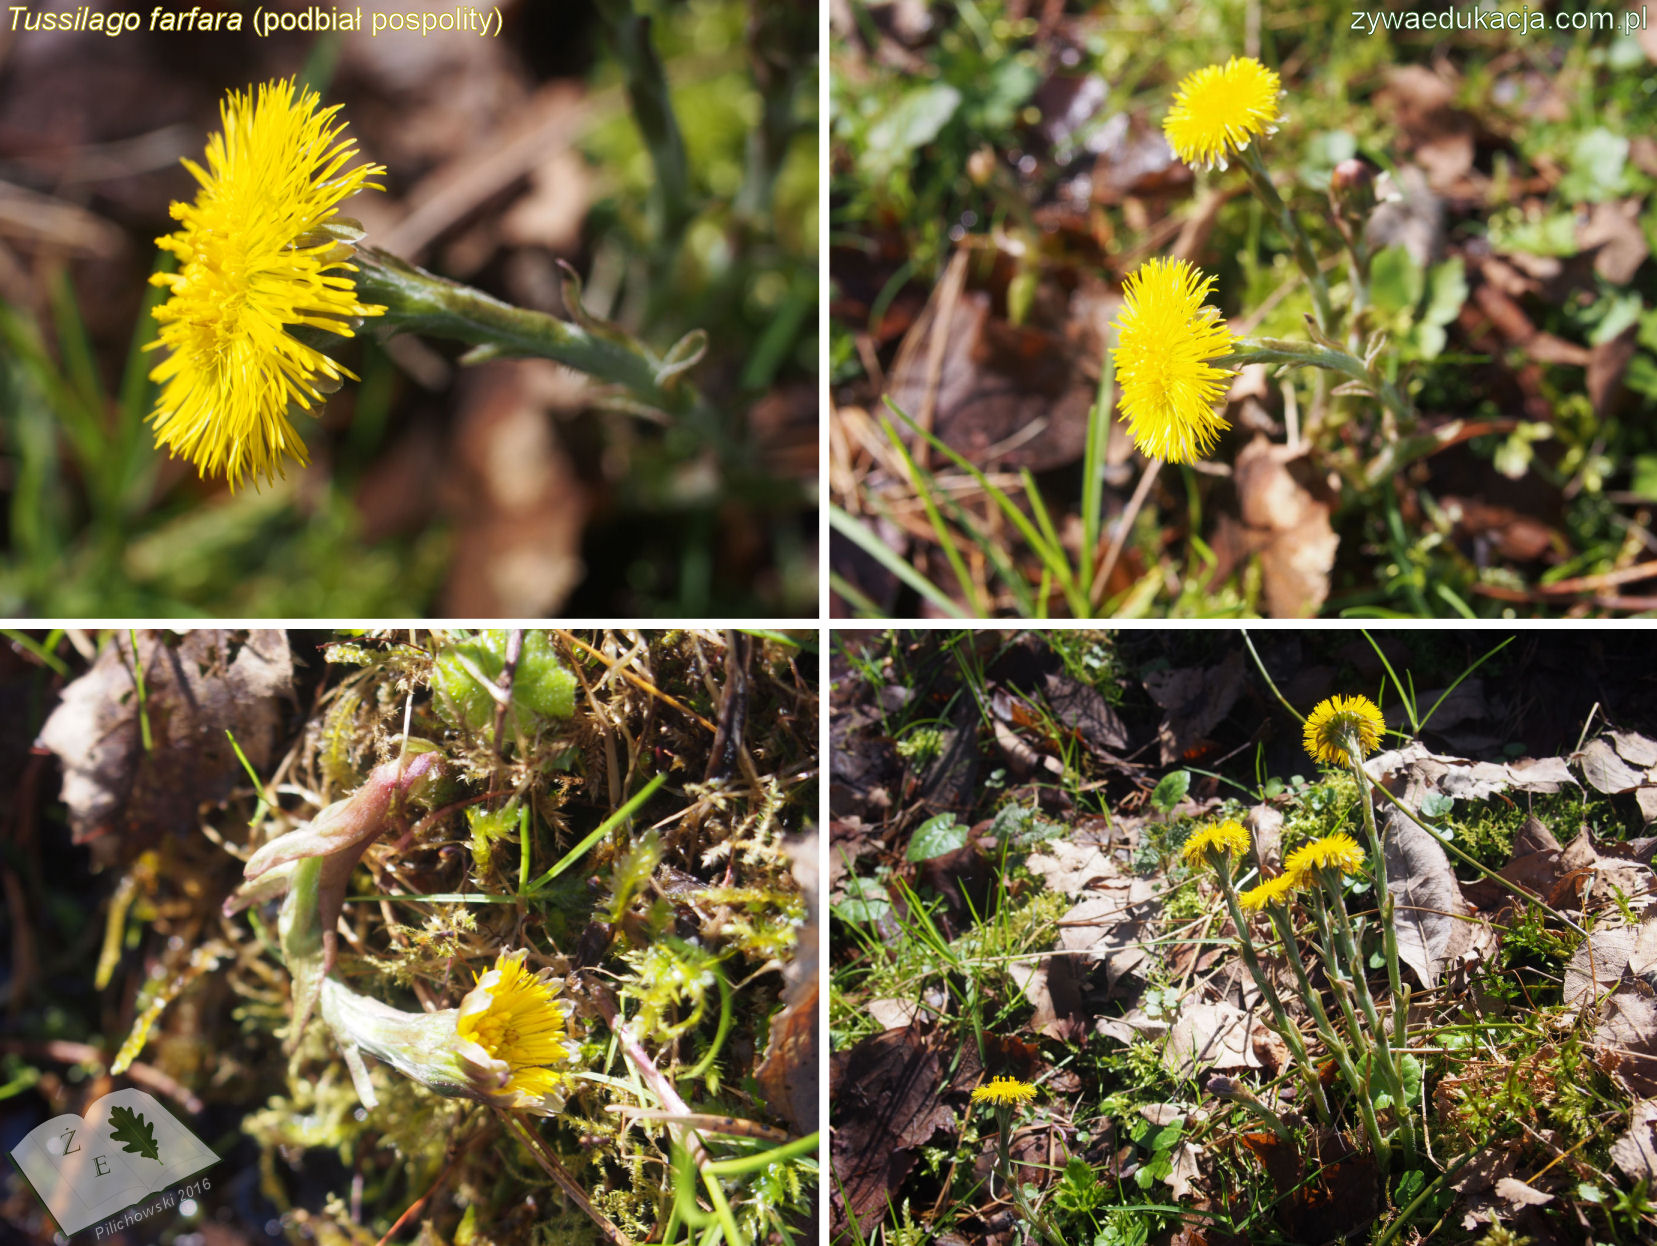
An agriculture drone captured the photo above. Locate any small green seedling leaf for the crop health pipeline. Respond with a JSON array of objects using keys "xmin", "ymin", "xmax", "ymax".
[
  {"xmin": 1150, "ymin": 771, "xmax": 1190, "ymax": 813},
  {"xmin": 906, "ymin": 813, "xmax": 968, "ymax": 861},
  {"xmin": 833, "ymin": 877, "xmax": 893, "ymax": 925},
  {"xmin": 1419, "ymin": 792, "xmax": 1454, "ymax": 819},
  {"xmin": 108, "ymin": 1104, "xmax": 161, "ymax": 1162}
]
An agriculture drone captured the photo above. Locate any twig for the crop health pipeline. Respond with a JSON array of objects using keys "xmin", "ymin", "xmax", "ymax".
[
  {"xmin": 499, "ymin": 1110, "xmax": 635, "ymax": 1246},
  {"xmin": 0, "ymin": 1039, "xmax": 203, "ymax": 1115},
  {"xmin": 555, "ymin": 631, "xmax": 716, "ymax": 732},
  {"xmin": 493, "ymin": 629, "xmax": 524, "ymax": 759}
]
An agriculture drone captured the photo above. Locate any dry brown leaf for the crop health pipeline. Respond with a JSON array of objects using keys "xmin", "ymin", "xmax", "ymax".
[
  {"xmin": 1164, "ymin": 1000, "xmax": 1271, "ymax": 1076},
  {"xmin": 1144, "ymin": 650, "xmax": 1245, "ymax": 766},
  {"xmin": 1612, "ymin": 731, "xmax": 1657, "ymax": 770},
  {"xmin": 755, "ymin": 830, "xmax": 818, "ymax": 1135},
  {"xmin": 1055, "ymin": 880, "xmax": 1160, "ymax": 992},
  {"xmin": 884, "ymin": 275, "xmax": 1092, "ymax": 472},
  {"xmin": 1594, "ymin": 979, "xmax": 1657, "ymax": 1098},
  {"xmin": 438, "ymin": 361, "xmax": 591, "ymax": 616},
  {"xmin": 1494, "ymin": 1176, "xmax": 1554, "ymax": 1208},
  {"xmin": 831, "ymin": 1027, "xmax": 954, "ymax": 1240},
  {"xmin": 1611, "ymin": 1101, "xmax": 1657, "ymax": 1184},
  {"xmin": 1368, "ymin": 741, "xmax": 1575, "ymax": 800},
  {"xmin": 1233, "ymin": 435, "xmax": 1339, "ymax": 618},
  {"xmin": 1247, "ymin": 804, "xmax": 1284, "ymax": 876},
  {"xmin": 1162, "ymin": 1141, "xmax": 1204, "ymax": 1201},
  {"xmin": 1589, "ymin": 323, "xmax": 1639, "ymax": 415},
  {"xmin": 1579, "ymin": 736, "xmax": 1648, "ymax": 794},
  {"xmin": 867, "ymin": 998, "xmax": 925, "ymax": 1031},
  {"xmin": 1578, "ymin": 199, "xmax": 1651, "ymax": 284},
  {"xmin": 1564, "ymin": 923, "xmax": 1640, "ymax": 1008},
  {"xmin": 38, "ymin": 631, "xmax": 293, "ymax": 853},
  {"xmin": 1094, "ymin": 1006, "xmax": 1171, "ymax": 1045},
  {"xmin": 1383, "ymin": 801, "xmax": 1470, "ymax": 987},
  {"xmin": 1025, "ymin": 841, "xmax": 1123, "ymax": 897}
]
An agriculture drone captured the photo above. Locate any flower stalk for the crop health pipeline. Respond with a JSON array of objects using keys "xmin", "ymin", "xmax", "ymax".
[
  {"xmin": 352, "ymin": 248, "xmax": 707, "ymax": 418},
  {"xmin": 1234, "ymin": 143, "xmax": 1335, "ymax": 335},
  {"xmin": 1211, "ymin": 860, "xmax": 1331, "ymax": 1123}
]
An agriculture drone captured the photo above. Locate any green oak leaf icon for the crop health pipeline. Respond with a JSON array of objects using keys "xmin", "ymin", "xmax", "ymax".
[{"xmin": 108, "ymin": 1105, "xmax": 161, "ymax": 1162}]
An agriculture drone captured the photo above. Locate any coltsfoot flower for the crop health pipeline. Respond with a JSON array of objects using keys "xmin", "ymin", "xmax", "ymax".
[
  {"xmin": 1303, "ymin": 694, "xmax": 1386, "ymax": 767},
  {"xmin": 319, "ymin": 949, "xmax": 582, "ymax": 1116},
  {"xmin": 972, "ymin": 1076, "xmax": 1037, "ymax": 1106},
  {"xmin": 1181, "ymin": 819, "xmax": 1250, "ymax": 868},
  {"xmin": 1111, "ymin": 257, "xmax": 1235, "ymax": 464},
  {"xmin": 1284, "ymin": 832, "xmax": 1365, "ymax": 881},
  {"xmin": 1163, "ymin": 56, "xmax": 1282, "ymax": 170},
  {"xmin": 1237, "ymin": 872, "xmax": 1299, "ymax": 913},
  {"xmin": 455, "ymin": 950, "xmax": 583, "ymax": 1112},
  {"xmin": 147, "ymin": 77, "xmax": 386, "ymax": 489}
]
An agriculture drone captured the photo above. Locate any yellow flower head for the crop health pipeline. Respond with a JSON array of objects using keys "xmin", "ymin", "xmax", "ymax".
[
  {"xmin": 1180, "ymin": 819, "xmax": 1250, "ymax": 868},
  {"xmin": 972, "ymin": 1076, "xmax": 1038, "ymax": 1107},
  {"xmin": 147, "ymin": 77, "xmax": 386, "ymax": 490},
  {"xmin": 1111, "ymin": 258, "xmax": 1235, "ymax": 464},
  {"xmin": 455, "ymin": 950, "xmax": 581, "ymax": 1114},
  {"xmin": 1237, "ymin": 872, "xmax": 1299, "ymax": 913},
  {"xmin": 1163, "ymin": 56, "xmax": 1282, "ymax": 170},
  {"xmin": 1303, "ymin": 694, "xmax": 1386, "ymax": 767},
  {"xmin": 1284, "ymin": 833, "xmax": 1365, "ymax": 881}
]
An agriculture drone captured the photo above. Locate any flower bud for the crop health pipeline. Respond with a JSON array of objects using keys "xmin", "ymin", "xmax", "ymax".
[{"xmin": 1329, "ymin": 157, "xmax": 1378, "ymax": 229}]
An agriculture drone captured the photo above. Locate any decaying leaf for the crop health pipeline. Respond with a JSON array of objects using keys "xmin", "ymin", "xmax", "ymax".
[
  {"xmin": 1162, "ymin": 1140, "xmax": 1203, "ymax": 1200},
  {"xmin": 1494, "ymin": 1176, "xmax": 1553, "ymax": 1208},
  {"xmin": 830, "ymin": 1027, "xmax": 954, "ymax": 1241},
  {"xmin": 756, "ymin": 829, "xmax": 818, "ymax": 1135},
  {"xmin": 1165, "ymin": 999, "xmax": 1273, "ymax": 1076},
  {"xmin": 1055, "ymin": 879, "xmax": 1161, "ymax": 992},
  {"xmin": 1026, "ymin": 840, "xmax": 1123, "ymax": 897},
  {"xmin": 1556, "ymin": 831, "xmax": 1656, "ymax": 911},
  {"xmin": 1383, "ymin": 803, "xmax": 1470, "ymax": 987},
  {"xmin": 1578, "ymin": 737, "xmax": 1648, "ymax": 795},
  {"xmin": 38, "ymin": 630, "xmax": 294, "ymax": 853},
  {"xmin": 1611, "ymin": 1101, "xmax": 1657, "ymax": 1185},
  {"xmin": 1144, "ymin": 651, "xmax": 1245, "ymax": 765},
  {"xmin": 1564, "ymin": 922, "xmax": 1640, "ymax": 1008},
  {"xmin": 1232, "ymin": 435, "xmax": 1339, "ymax": 619},
  {"xmin": 1367, "ymin": 741, "xmax": 1575, "ymax": 801},
  {"xmin": 1593, "ymin": 979, "xmax": 1657, "ymax": 1098}
]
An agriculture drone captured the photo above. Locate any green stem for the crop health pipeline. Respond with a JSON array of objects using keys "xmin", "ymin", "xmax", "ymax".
[
  {"xmin": 1215, "ymin": 865, "xmax": 1330, "ymax": 1122},
  {"xmin": 353, "ymin": 248, "xmax": 700, "ymax": 419},
  {"xmin": 1347, "ymin": 740, "xmax": 1407, "ymax": 1048},
  {"xmin": 1266, "ymin": 902, "xmax": 1391, "ymax": 1167},
  {"xmin": 1368, "ymin": 781, "xmax": 1588, "ymax": 938},
  {"xmin": 1308, "ymin": 874, "xmax": 1417, "ymax": 1167},
  {"xmin": 1215, "ymin": 338, "xmax": 1413, "ymax": 427},
  {"xmin": 1236, "ymin": 143, "xmax": 1335, "ymax": 335}
]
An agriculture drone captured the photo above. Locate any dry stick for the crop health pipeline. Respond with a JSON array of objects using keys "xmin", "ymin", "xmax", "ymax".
[
  {"xmin": 492, "ymin": 628, "xmax": 525, "ymax": 760},
  {"xmin": 0, "ymin": 1039, "xmax": 202, "ymax": 1115},
  {"xmin": 499, "ymin": 1110, "xmax": 635, "ymax": 1246},
  {"xmin": 555, "ymin": 631, "xmax": 716, "ymax": 733},
  {"xmin": 373, "ymin": 1124, "xmax": 473, "ymax": 1246},
  {"xmin": 1089, "ymin": 457, "xmax": 1163, "ymax": 610}
]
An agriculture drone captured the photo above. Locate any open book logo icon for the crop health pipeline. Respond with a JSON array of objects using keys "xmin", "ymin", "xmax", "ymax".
[{"xmin": 9, "ymin": 1088, "xmax": 217, "ymax": 1236}]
